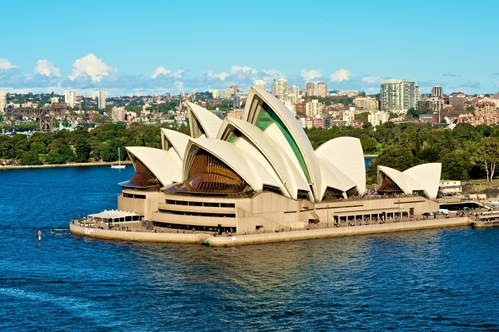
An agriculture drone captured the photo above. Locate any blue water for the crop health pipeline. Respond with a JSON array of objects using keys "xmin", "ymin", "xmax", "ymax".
[
  {"xmin": 365, "ymin": 156, "xmax": 374, "ymax": 169},
  {"xmin": 1, "ymin": 166, "xmax": 499, "ymax": 331}
]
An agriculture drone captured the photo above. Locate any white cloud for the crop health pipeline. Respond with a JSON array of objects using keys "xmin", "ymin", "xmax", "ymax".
[
  {"xmin": 230, "ymin": 65, "xmax": 257, "ymax": 75},
  {"xmin": 330, "ymin": 69, "xmax": 351, "ymax": 82},
  {"xmin": 301, "ymin": 69, "xmax": 322, "ymax": 81},
  {"xmin": 151, "ymin": 66, "xmax": 171, "ymax": 78},
  {"xmin": 34, "ymin": 60, "xmax": 61, "ymax": 77},
  {"xmin": 0, "ymin": 58, "xmax": 16, "ymax": 70},
  {"xmin": 361, "ymin": 76, "xmax": 380, "ymax": 84},
  {"xmin": 151, "ymin": 66, "xmax": 185, "ymax": 79},
  {"xmin": 69, "ymin": 53, "xmax": 114, "ymax": 82}
]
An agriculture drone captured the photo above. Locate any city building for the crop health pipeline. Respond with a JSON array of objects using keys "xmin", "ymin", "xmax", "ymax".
[
  {"xmin": 368, "ymin": 111, "xmax": 390, "ymax": 126},
  {"xmin": 380, "ymin": 79, "xmax": 419, "ymax": 113},
  {"xmin": 306, "ymin": 99, "xmax": 324, "ymax": 117},
  {"xmin": 432, "ymin": 84, "xmax": 443, "ymax": 97},
  {"xmin": 65, "ymin": 90, "xmax": 77, "ymax": 108},
  {"xmin": 91, "ymin": 86, "xmax": 440, "ymax": 234},
  {"xmin": 449, "ymin": 92, "xmax": 466, "ymax": 111},
  {"xmin": 112, "ymin": 107, "xmax": 126, "ymax": 122},
  {"xmin": 353, "ymin": 97, "xmax": 378, "ymax": 111},
  {"xmin": 288, "ymin": 85, "xmax": 300, "ymax": 104},
  {"xmin": 306, "ymin": 82, "xmax": 316, "ymax": 97},
  {"xmin": 439, "ymin": 180, "xmax": 462, "ymax": 197},
  {"xmin": 0, "ymin": 91, "xmax": 5, "ymax": 113},
  {"xmin": 317, "ymin": 82, "xmax": 328, "ymax": 97},
  {"xmin": 271, "ymin": 78, "xmax": 288, "ymax": 102},
  {"xmin": 98, "ymin": 90, "xmax": 106, "ymax": 109},
  {"xmin": 226, "ymin": 85, "xmax": 238, "ymax": 97},
  {"xmin": 255, "ymin": 80, "xmax": 267, "ymax": 92}
]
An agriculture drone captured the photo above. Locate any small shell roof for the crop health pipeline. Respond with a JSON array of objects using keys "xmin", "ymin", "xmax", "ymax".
[
  {"xmin": 403, "ymin": 163, "xmax": 441, "ymax": 199},
  {"xmin": 377, "ymin": 163, "xmax": 441, "ymax": 199},
  {"xmin": 160, "ymin": 128, "xmax": 190, "ymax": 160},
  {"xmin": 126, "ymin": 146, "xmax": 181, "ymax": 186},
  {"xmin": 315, "ymin": 137, "xmax": 366, "ymax": 195},
  {"xmin": 186, "ymin": 102, "xmax": 222, "ymax": 138},
  {"xmin": 185, "ymin": 138, "xmax": 281, "ymax": 192}
]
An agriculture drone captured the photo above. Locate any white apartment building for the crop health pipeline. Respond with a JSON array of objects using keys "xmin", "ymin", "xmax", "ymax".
[
  {"xmin": 368, "ymin": 111, "xmax": 390, "ymax": 126},
  {"xmin": 65, "ymin": 90, "xmax": 77, "ymax": 108},
  {"xmin": 306, "ymin": 99, "xmax": 324, "ymax": 117},
  {"xmin": 380, "ymin": 79, "xmax": 419, "ymax": 113},
  {"xmin": 0, "ymin": 91, "xmax": 6, "ymax": 113},
  {"xmin": 271, "ymin": 78, "xmax": 288, "ymax": 102},
  {"xmin": 98, "ymin": 90, "xmax": 106, "ymax": 109},
  {"xmin": 288, "ymin": 85, "xmax": 300, "ymax": 104},
  {"xmin": 342, "ymin": 108, "xmax": 356, "ymax": 125},
  {"xmin": 255, "ymin": 80, "xmax": 267, "ymax": 92}
]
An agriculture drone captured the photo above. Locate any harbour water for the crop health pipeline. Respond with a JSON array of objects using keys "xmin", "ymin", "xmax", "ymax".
[{"xmin": 1, "ymin": 166, "xmax": 499, "ymax": 331}]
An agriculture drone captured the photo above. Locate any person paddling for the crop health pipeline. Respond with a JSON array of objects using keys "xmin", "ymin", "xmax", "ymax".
[{"xmin": 38, "ymin": 230, "xmax": 42, "ymax": 242}]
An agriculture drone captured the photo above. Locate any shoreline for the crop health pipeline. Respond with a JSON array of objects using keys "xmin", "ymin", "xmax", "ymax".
[
  {"xmin": 69, "ymin": 216, "xmax": 472, "ymax": 247},
  {"xmin": 0, "ymin": 161, "xmax": 132, "ymax": 170}
]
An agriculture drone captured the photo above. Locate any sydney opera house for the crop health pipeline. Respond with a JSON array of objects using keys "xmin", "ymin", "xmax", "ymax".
[{"xmin": 116, "ymin": 87, "xmax": 440, "ymax": 234}]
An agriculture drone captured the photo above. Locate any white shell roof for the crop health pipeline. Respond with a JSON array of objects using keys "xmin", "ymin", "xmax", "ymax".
[
  {"xmin": 184, "ymin": 138, "xmax": 281, "ymax": 192},
  {"xmin": 126, "ymin": 146, "xmax": 181, "ymax": 186},
  {"xmin": 315, "ymin": 137, "xmax": 366, "ymax": 195},
  {"xmin": 186, "ymin": 102, "xmax": 222, "ymax": 138},
  {"xmin": 403, "ymin": 163, "xmax": 441, "ymax": 199},
  {"xmin": 317, "ymin": 156, "xmax": 357, "ymax": 195},
  {"xmin": 160, "ymin": 128, "xmax": 190, "ymax": 160},
  {"xmin": 244, "ymin": 87, "xmax": 323, "ymax": 201},
  {"xmin": 217, "ymin": 117, "xmax": 309, "ymax": 199},
  {"xmin": 377, "ymin": 166, "xmax": 412, "ymax": 195},
  {"xmin": 377, "ymin": 163, "xmax": 441, "ymax": 199}
]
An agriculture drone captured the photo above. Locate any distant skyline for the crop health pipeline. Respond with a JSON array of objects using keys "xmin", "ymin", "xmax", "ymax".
[{"xmin": 1, "ymin": 0, "xmax": 498, "ymax": 96}]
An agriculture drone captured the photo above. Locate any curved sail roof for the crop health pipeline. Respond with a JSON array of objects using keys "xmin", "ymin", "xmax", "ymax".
[
  {"xmin": 243, "ymin": 86, "xmax": 323, "ymax": 201},
  {"xmin": 316, "ymin": 137, "xmax": 366, "ymax": 195},
  {"xmin": 404, "ymin": 163, "xmax": 441, "ymax": 199},
  {"xmin": 377, "ymin": 163, "xmax": 441, "ymax": 199},
  {"xmin": 317, "ymin": 156, "xmax": 357, "ymax": 197},
  {"xmin": 217, "ymin": 117, "xmax": 310, "ymax": 199},
  {"xmin": 183, "ymin": 138, "xmax": 281, "ymax": 193},
  {"xmin": 186, "ymin": 102, "xmax": 222, "ymax": 139},
  {"xmin": 126, "ymin": 146, "xmax": 181, "ymax": 186},
  {"xmin": 160, "ymin": 128, "xmax": 190, "ymax": 160}
]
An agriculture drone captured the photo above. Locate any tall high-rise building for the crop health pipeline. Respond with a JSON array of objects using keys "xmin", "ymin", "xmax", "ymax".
[
  {"xmin": 431, "ymin": 84, "xmax": 443, "ymax": 97},
  {"xmin": 255, "ymin": 80, "xmax": 267, "ymax": 91},
  {"xmin": 276, "ymin": 78, "xmax": 288, "ymax": 102},
  {"xmin": 98, "ymin": 90, "xmax": 106, "ymax": 109},
  {"xmin": 317, "ymin": 82, "xmax": 328, "ymax": 97},
  {"xmin": 0, "ymin": 91, "xmax": 6, "ymax": 113},
  {"xmin": 65, "ymin": 90, "xmax": 76, "ymax": 108},
  {"xmin": 380, "ymin": 79, "xmax": 419, "ymax": 112},
  {"xmin": 306, "ymin": 82, "xmax": 316, "ymax": 97}
]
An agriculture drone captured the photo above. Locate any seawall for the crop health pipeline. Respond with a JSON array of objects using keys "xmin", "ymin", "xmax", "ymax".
[
  {"xmin": 69, "ymin": 222, "xmax": 210, "ymax": 244},
  {"xmin": 204, "ymin": 217, "xmax": 471, "ymax": 246},
  {"xmin": 70, "ymin": 217, "xmax": 472, "ymax": 246}
]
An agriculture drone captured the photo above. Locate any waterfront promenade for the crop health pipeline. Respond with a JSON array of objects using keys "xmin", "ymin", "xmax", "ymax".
[{"xmin": 70, "ymin": 214, "xmax": 472, "ymax": 247}]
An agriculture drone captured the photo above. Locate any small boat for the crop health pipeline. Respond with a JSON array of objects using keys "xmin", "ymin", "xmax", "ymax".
[{"xmin": 111, "ymin": 147, "xmax": 126, "ymax": 169}]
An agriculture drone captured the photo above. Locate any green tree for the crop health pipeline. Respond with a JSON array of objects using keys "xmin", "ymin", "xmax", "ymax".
[
  {"xmin": 20, "ymin": 151, "xmax": 42, "ymax": 165},
  {"xmin": 470, "ymin": 137, "xmax": 499, "ymax": 182},
  {"xmin": 74, "ymin": 136, "xmax": 91, "ymax": 162}
]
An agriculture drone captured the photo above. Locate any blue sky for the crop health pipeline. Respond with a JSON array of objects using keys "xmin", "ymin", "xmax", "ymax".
[{"xmin": 1, "ymin": 0, "xmax": 498, "ymax": 96}]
